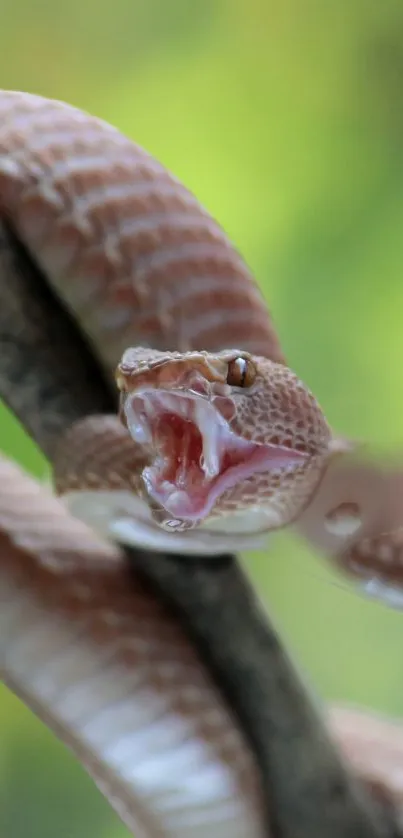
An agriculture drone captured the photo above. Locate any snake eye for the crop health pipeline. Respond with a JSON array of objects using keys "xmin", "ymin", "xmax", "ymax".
[{"xmin": 226, "ymin": 357, "xmax": 256, "ymax": 388}]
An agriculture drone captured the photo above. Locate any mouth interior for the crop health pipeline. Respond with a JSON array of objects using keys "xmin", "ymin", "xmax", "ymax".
[{"xmin": 124, "ymin": 390, "xmax": 307, "ymax": 524}]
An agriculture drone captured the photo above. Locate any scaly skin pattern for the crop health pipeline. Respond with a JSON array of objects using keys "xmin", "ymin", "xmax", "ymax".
[
  {"xmin": 0, "ymin": 89, "xmax": 337, "ymax": 545},
  {"xmin": 0, "ymin": 457, "xmax": 266, "ymax": 838},
  {"xmin": 1, "ymin": 90, "xmax": 403, "ymax": 836},
  {"xmin": 0, "ymin": 91, "xmax": 346, "ymax": 547},
  {"xmin": 0, "ymin": 91, "xmax": 282, "ymax": 366},
  {"xmin": 54, "ymin": 346, "xmax": 338, "ymax": 547},
  {"xmin": 0, "ymin": 456, "xmax": 401, "ymax": 837},
  {"xmin": 1, "ymin": 90, "xmax": 402, "ymax": 592}
]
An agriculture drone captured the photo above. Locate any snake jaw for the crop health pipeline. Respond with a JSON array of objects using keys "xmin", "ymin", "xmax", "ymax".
[{"xmin": 122, "ymin": 388, "xmax": 309, "ymax": 528}]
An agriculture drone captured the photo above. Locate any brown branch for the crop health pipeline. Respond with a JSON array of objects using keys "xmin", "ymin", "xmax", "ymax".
[{"xmin": 126, "ymin": 546, "xmax": 400, "ymax": 837}]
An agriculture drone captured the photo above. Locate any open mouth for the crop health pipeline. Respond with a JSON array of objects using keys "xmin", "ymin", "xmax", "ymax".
[{"xmin": 123, "ymin": 390, "xmax": 308, "ymax": 525}]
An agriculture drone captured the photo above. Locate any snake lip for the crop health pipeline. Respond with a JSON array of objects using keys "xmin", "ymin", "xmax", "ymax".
[{"xmin": 123, "ymin": 389, "xmax": 308, "ymax": 525}]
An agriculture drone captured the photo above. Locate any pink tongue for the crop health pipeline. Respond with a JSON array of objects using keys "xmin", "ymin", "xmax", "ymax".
[{"xmin": 144, "ymin": 440, "xmax": 308, "ymax": 526}]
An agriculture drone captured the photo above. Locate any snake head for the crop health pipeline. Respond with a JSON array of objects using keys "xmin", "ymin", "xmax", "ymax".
[{"xmin": 116, "ymin": 347, "xmax": 343, "ymax": 533}]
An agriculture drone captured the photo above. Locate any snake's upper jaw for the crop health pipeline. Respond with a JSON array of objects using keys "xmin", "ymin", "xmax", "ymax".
[{"xmin": 121, "ymin": 388, "xmax": 309, "ymax": 529}]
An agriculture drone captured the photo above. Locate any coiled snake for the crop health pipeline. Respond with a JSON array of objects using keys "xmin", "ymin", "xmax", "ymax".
[{"xmin": 1, "ymin": 90, "xmax": 403, "ymax": 838}]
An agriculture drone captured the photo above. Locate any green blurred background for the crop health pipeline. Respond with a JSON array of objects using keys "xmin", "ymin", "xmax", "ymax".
[{"xmin": 2, "ymin": 0, "xmax": 403, "ymax": 835}]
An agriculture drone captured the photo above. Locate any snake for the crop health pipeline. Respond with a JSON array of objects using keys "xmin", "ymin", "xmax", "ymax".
[{"xmin": 1, "ymin": 90, "xmax": 403, "ymax": 837}]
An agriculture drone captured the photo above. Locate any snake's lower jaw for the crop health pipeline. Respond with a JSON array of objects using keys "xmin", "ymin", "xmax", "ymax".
[{"xmin": 142, "ymin": 440, "xmax": 311, "ymax": 530}]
